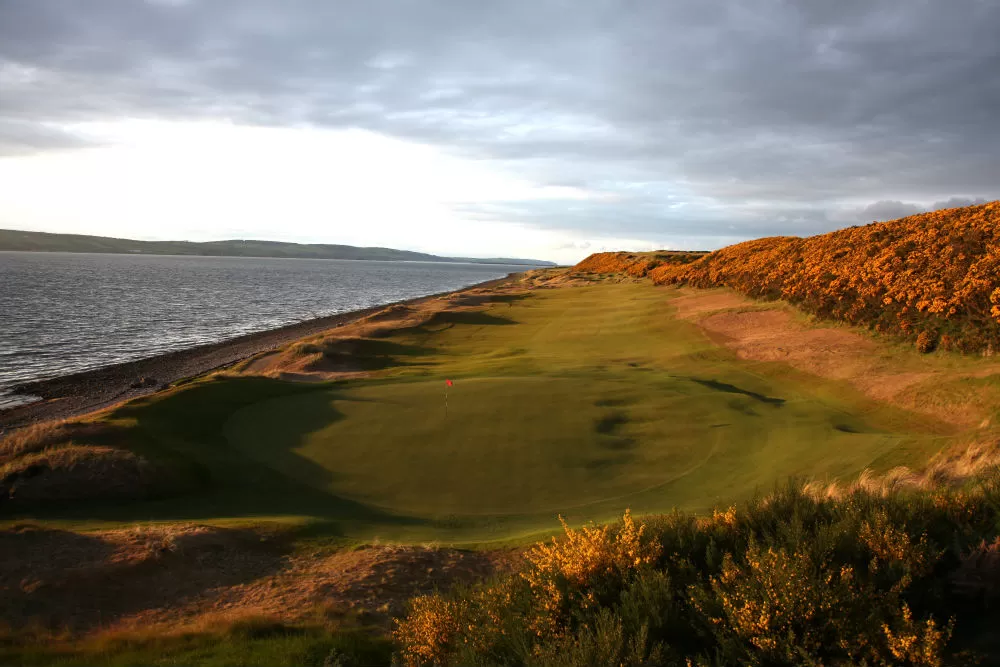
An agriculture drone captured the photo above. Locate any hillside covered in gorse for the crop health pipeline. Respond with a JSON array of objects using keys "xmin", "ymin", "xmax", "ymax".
[{"xmin": 581, "ymin": 202, "xmax": 1000, "ymax": 353}]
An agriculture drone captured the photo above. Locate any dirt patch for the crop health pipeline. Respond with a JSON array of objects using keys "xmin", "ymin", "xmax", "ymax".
[
  {"xmin": 701, "ymin": 309, "xmax": 873, "ymax": 377},
  {"xmin": 699, "ymin": 308, "xmax": 939, "ymax": 405},
  {"xmin": 0, "ymin": 525, "xmax": 288, "ymax": 634},
  {"xmin": 0, "ymin": 524, "xmax": 517, "ymax": 637},
  {"xmin": 670, "ymin": 289, "xmax": 769, "ymax": 320},
  {"xmin": 133, "ymin": 545, "xmax": 517, "ymax": 633}
]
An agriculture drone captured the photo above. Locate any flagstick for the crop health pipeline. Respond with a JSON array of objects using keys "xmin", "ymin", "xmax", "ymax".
[{"xmin": 444, "ymin": 379, "xmax": 453, "ymax": 418}]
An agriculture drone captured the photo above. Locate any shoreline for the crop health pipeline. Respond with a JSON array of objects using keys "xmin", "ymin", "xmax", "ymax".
[{"xmin": 0, "ymin": 274, "xmax": 518, "ymax": 430}]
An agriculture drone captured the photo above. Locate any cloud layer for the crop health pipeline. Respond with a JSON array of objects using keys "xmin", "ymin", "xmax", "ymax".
[{"xmin": 1, "ymin": 0, "xmax": 998, "ymax": 249}]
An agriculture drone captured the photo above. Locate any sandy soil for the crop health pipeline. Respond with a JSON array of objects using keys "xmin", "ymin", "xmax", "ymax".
[
  {"xmin": 670, "ymin": 287, "xmax": 1000, "ymax": 428},
  {"xmin": 129, "ymin": 543, "xmax": 517, "ymax": 633},
  {"xmin": 0, "ymin": 276, "xmax": 516, "ymax": 431},
  {"xmin": 0, "ymin": 523, "xmax": 516, "ymax": 636},
  {"xmin": 667, "ymin": 288, "xmax": 751, "ymax": 319}
]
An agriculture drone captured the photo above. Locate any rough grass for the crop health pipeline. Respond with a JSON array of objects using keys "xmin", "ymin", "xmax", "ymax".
[
  {"xmin": 0, "ymin": 422, "xmax": 70, "ymax": 464},
  {"xmin": 2, "ymin": 284, "xmax": 955, "ymax": 544},
  {"xmin": 0, "ymin": 617, "xmax": 393, "ymax": 667},
  {"xmin": 0, "ymin": 444, "xmax": 133, "ymax": 483},
  {"xmin": 1, "ymin": 422, "xmax": 122, "ymax": 465},
  {"xmin": 0, "ymin": 421, "xmax": 159, "ymax": 505}
]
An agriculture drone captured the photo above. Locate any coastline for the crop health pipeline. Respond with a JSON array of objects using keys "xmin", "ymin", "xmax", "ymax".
[{"xmin": 0, "ymin": 274, "xmax": 518, "ymax": 430}]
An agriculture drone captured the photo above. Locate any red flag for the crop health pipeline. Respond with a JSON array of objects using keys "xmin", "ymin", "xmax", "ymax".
[{"xmin": 445, "ymin": 379, "xmax": 453, "ymax": 387}]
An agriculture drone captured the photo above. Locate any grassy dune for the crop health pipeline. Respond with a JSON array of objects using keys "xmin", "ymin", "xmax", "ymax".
[{"xmin": 5, "ymin": 283, "xmax": 951, "ymax": 543}]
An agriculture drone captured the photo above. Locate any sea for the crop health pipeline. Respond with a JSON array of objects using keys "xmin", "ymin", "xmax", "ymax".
[{"xmin": 0, "ymin": 251, "xmax": 532, "ymax": 410}]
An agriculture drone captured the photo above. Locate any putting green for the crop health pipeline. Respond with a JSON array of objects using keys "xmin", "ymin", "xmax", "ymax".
[
  {"xmin": 29, "ymin": 282, "xmax": 952, "ymax": 543},
  {"xmin": 225, "ymin": 368, "xmax": 940, "ymax": 520}
]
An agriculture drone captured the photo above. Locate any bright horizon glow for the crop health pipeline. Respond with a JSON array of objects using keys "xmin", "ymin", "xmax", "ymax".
[{"xmin": 0, "ymin": 120, "xmax": 672, "ymax": 264}]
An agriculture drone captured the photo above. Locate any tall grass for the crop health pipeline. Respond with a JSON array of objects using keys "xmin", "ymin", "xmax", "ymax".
[
  {"xmin": 0, "ymin": 420, "xmax": 117, "ymax": 466},
  {"xmin": 0, "ymin": 420, "xmax": 153, "ymax": 504},
  {"xmin": 0, "ymin": 421, "xmax": 68, "ymax": 464},
  {"xmin": 395, "ymin": 476, "xmax": 1000, "ymax": 666},
  {"xmin": 0, "ymin": 616, "xmax": 394, "ymax": 667}
]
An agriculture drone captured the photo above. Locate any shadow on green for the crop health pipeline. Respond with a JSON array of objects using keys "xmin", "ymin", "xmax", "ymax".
[
  {"xmin": 688, "ymin": 377, "xmax": 786, "ymax": 406},
  {"xmin": 4, "ymin": 377, "xmax": 430, "ymax": 534}
]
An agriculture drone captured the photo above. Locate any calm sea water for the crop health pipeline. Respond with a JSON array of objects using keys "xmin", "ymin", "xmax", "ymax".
[{"xmin": 0, "ymin": 251, "xmax": 528, "ymax": 409}]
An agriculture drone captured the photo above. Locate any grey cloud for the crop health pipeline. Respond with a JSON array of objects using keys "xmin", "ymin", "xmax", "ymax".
[
  {"xmin": 0, "ymin": 118, "xmax": 98, "ymax": 155},
  {"xmin": 931, "ymin": 197, "xmax": 990, "ymax": 211},
  {"xmin": 842, "ymin": 197, "xmax": 992, "ymax": 224},
  {"xmin": 0, "ymin": 0, "xmax": 998, "ymax": 246},
  {"xmin": 849, "ymin": 200, "xmax": 924, "ymax": 223}
]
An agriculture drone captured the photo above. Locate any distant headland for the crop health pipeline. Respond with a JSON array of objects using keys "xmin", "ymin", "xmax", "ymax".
[{"xmin": 0, "ymin": 228, "xmax": 557, "ymax": 266}]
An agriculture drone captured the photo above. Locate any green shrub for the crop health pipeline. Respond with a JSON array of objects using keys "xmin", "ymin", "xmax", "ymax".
[{"xmin": 394, "ymin": 477, "xmax": 1000, "ymax": 666}]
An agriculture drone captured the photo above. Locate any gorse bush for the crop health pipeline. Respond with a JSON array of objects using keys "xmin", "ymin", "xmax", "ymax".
[
  {"xmin": 520, "ymin": 510, "xmax": 661, "ymax": 640},
  {"xmin": 394, "ymin": 478, "xmax": 1000, "ymax": 666},
  {"xmin": 574, "ymin": 251, "xmax": 708, "ymax": 278},
  {"xmin": 648, "ymin": 201, "xmax": 1000, "ymax": 354}
]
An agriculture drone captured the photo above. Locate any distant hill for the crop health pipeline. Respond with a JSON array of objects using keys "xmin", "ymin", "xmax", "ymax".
[
  {"xmin": 648, "ymin": 201, "xmax": 1000, "ymax": 353},
  {"xmin": 572, "ymin": 250, "xmax": 709, "ymax": 277},
  {"xmin": 450, "ymin": 256, "xmax": 560, "ymax": 266},
  {"xmin": 0, "ymin": 229, "xmax": 556, "ymax": 267}
]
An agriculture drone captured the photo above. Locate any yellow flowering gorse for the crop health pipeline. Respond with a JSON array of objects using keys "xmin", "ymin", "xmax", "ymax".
[
  {"xmin": 521, "ymin": 509, "xmax": 660, "ymax": 636},
  {"xmin": 646, "ymin": 201, "xmax": 1000, "ymax": 353}
]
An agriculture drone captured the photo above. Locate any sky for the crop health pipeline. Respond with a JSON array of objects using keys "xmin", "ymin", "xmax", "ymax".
[{"xmin": 0, "ymin": 1, "xmax": 997, "ymax": 264}]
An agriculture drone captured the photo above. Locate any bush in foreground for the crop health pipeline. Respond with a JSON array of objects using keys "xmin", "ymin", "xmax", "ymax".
[{"xmin": 395, "ymin": 478, "xmax": 1000, "ymax": 666}]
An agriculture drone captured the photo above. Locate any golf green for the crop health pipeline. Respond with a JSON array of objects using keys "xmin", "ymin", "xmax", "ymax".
[
  {"xmin": 224, "ymin": 363, "xmax": 943, "ymax": 523},
  {"xmin": 227, "ymin": 376, "xmax": 721, "ymax": 515},
  {"xmin": 19, "ymin": 283, "xmax": 951, "ymax": 543}
]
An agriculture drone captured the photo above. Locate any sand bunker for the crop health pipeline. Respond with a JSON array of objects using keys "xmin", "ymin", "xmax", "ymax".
[{"xmin": 671, "ymin": 287, "xmax": 1000, "ymax": 428}]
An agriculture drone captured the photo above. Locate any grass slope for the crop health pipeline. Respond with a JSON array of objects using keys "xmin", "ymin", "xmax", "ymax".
[
  {"xmin": 5, "ymin": 284, "xmax": 951, "ymax": 543},
  {"xmin": 5, "ymin": 625, "xmax": 392, "ymax": 667}
]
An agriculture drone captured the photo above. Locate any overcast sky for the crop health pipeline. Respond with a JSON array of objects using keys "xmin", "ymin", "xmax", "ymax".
[{"xmin": 1, "ymin": 1, "xmax": 997, "ymax": 263}]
